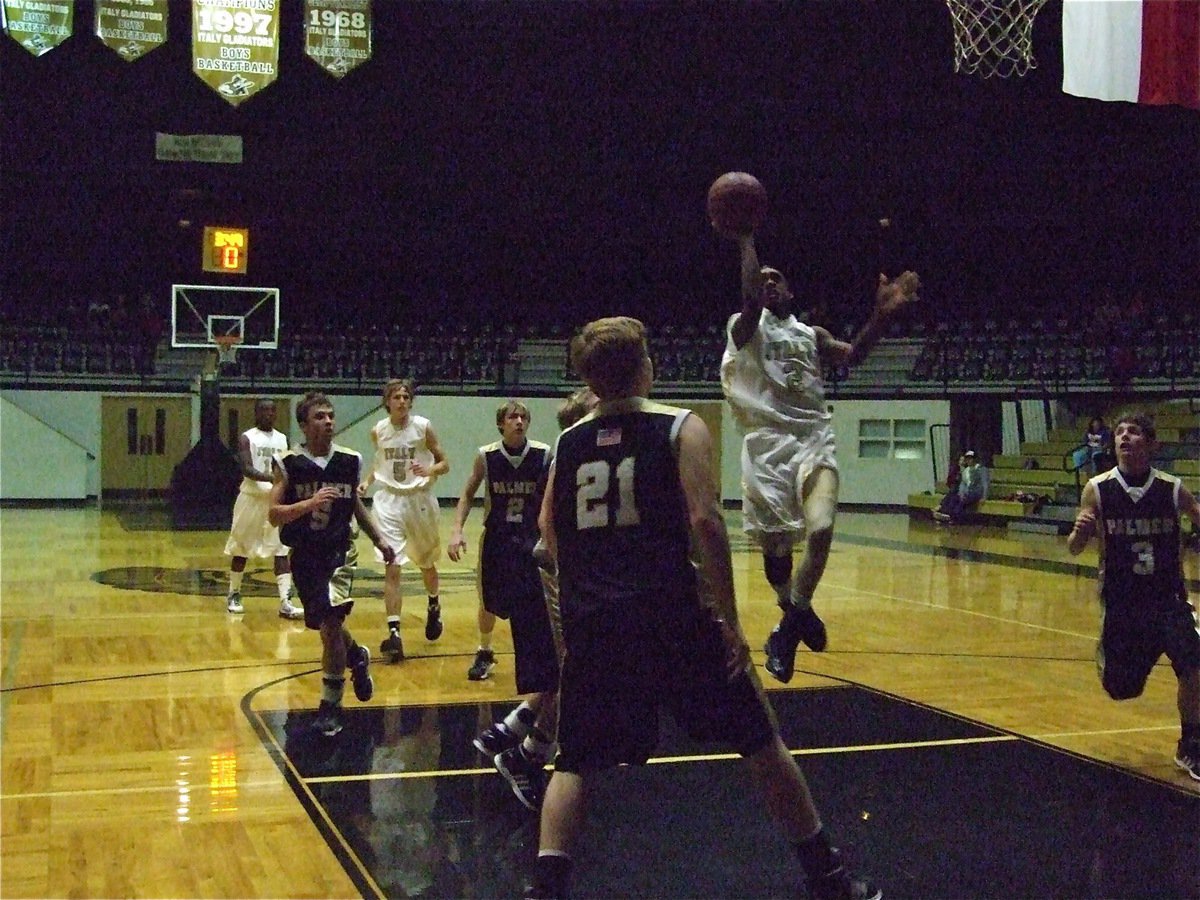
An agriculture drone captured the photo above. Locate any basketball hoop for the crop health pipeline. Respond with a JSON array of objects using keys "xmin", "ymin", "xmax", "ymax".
[
  {"xmin": 945, "ymin": 0, "xmax": 1048, "ymax": 79},
  {"xmin": 213, "ymin": 335, "xmax": 242, "ymax": 365}
]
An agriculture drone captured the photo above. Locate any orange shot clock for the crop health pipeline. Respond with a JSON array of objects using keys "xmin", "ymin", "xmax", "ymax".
[{"xmin": 202, "ymin": 226, "xmax": 249, "ymax": 274}]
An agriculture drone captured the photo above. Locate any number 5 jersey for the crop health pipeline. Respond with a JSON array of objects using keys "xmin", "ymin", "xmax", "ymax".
[{"xmin": 278, "ymin": 445, "xmax": 362, "ymax": 552}]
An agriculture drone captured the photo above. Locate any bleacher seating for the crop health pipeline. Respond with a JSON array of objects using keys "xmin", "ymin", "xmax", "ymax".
[
  {"xmin": 908, "ymin": 313, "xmax": 1200, "ymax": 389},
  {"xmin": 908, "ymin": 404, "xmax": 1200, "ymax": 531}
]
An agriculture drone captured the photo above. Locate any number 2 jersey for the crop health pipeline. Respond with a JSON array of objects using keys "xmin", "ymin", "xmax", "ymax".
[
  {"xmin": 277, "ymin": 444, "xmax": 362, "ymax": 552},
  {"xmin": 481, "ymin": 438, "xmax": 550, "ymax": 551},
  {"xmin": 479, "ymin": 438, "xmax": 550, "ymax": 609},
  {"xmin": 1090, "ymin": 467, "xmax": 1187, "ymax": 610},
  {"xmin": 551, "ymin": 397, "xmax": 695, "ymax": 621}
]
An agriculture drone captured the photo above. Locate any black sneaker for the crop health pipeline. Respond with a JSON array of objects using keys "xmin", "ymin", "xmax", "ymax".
[
  {"xmin": 349, "ymin": 644, "xmax": 373, "ymax": 702},
  {"xmin": 1176, "ymin": 739, "xmax": 1200, "ymax": 782},
  {"xmin": 467, "ymin": 648, "xmax": 497, "ymax": 681},
  {"xmin": 425, "ymin": 604, "xmax": 443, "ymax": 641},
  {"xmin": 494, "ymin": 745, "xmax": 547, "ymax": 811},
  {"xmin": 473, "ymin": 721, "xmax": 520, "ymax": 756},
  {"xmin": 764, "ymin": 621, "xmax": 801, "ymax": 684},
  {"xmin": 794, "ymin": 606, "xmax": 828, "ymax": 652},
  {"xmin": 807, "ymin": 867, "xmax": 882, "ymax": 900},
  {"xmin": 313, "ymin": 700, "xmax": 343, "ymax": 737},
  {"xmin": 380, "ymin": 631, "xmax": 404, "ymax": 663}
]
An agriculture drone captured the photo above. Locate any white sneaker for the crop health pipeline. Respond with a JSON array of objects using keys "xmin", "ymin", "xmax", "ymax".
[
  {"xmin": 278, "ymin": 598, "xmax": 304, "ymax": 620},
  {"xmin": 226, "ymin": 592, "xmax": 244, "ymax": 614}
]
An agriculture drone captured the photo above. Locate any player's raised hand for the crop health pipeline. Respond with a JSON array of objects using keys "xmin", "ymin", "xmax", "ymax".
[{"xmin": 876, "ymin": 271, "xmax": 921, "ymax": 314}]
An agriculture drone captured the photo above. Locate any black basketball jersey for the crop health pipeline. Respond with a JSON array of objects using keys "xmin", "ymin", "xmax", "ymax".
[
  {"xmin": 278, "ymin": 444, "xmax": 362, "ymax": 552},
  {"xmin": 481, "ymin": 438, "xmax": 550, "ymax": 544},
  {"xmin": 1094, "ymin": 467, "xmax": 1186, "ymax": 608},
  {"xmin": 551, "ymin": 397, "xmax": 695, "ymax": 619}
]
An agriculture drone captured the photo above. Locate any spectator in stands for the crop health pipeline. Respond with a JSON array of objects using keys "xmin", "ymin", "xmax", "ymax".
[
  {"xmin": 1083, "ymin": 416, "xmax": 1113, "ymax": 474},
  {"xmin": 944, "ymin": 454, "xmax": 962, "ymax": 495},
  {"xmin": 933, "ymin": 451, "xmax": 987, "ymax": 524}
]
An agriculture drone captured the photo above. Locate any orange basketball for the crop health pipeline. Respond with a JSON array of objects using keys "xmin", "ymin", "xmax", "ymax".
[{"xmin": 706, "ymin": 172, "xmax": 767, "ymax": 235}]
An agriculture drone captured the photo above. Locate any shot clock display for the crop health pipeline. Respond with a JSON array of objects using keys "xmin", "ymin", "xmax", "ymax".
[{"xmin": 202, "ymin": 226, "xmax": 249, "ymax": 274}]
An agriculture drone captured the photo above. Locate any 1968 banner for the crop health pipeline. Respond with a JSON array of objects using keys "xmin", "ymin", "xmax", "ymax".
[{"xmin": 304, "ymin": 0, "xmax": 372, "ymax": 79}]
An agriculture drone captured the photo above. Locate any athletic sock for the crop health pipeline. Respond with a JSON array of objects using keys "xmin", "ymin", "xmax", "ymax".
[
  {"xmin": 788, "ymin": 591, "xmax": 813, "ymax": 612},
  {"xmin": 321, "ymin": 675, "xmax": 345, "ymax": 705},
  {"xmin": 387, "ymin": 616, "xmax": 401, "ymax": 634},
  {"xmin": 479, "ymin": 632, "xmax": 493, "ymax": 651},
  {"xmin": 504, "ymin": 701, "xmax": 537, "ymax": 738},
  {"xmin": 229, "ymin": 571, "xmax": 243, "ymax": 593},
  {"xmin": 276, "ymin": 572, "xmax": 293, "ymax": 604},
  {"xmin": 522, "ymin": 728, "xmax": 555, "ymax": 764},
  {"xmin": 427, "ymin": 594, "xmax": 439, "ymax": 609}
]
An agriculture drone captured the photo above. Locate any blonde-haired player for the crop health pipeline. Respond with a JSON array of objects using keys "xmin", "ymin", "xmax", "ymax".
[{"xmin": 359, "ymin": 378, "xmax": 448, "ymax": 661}]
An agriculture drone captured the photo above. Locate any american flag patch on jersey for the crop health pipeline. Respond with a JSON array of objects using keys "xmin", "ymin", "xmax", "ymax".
[{"xmin": 596, "ymin": 427, "xmax": 621, "ymax": 447}]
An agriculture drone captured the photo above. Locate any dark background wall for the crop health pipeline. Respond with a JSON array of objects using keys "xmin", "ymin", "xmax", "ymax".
[{"xmin": 2, "ymin": 1, "xmax": 1197, "ymax": 333}]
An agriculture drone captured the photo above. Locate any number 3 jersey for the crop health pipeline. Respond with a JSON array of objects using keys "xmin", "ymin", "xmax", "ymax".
[
  {"xmin": 551, "ymin": 397, "xmax": 695, "ymax": 620},
  {"xmin": 1091, "ymin": 467, "xmax": 1187, "ymax": 609},
  {"xmin": 278, "ymin": 444, "xmax": 362, "ymax": 552}
]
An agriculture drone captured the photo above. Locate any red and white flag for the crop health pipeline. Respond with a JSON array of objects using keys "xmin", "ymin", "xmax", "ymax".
[{"xmin": 1062, "ymin": 0, "xmax": 1200, "ymax": 109}]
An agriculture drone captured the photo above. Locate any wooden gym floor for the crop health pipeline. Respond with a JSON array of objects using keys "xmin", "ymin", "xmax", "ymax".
[{"xmin": 2, "ymin": 503, "xmax": 1197, "ymax": 898}]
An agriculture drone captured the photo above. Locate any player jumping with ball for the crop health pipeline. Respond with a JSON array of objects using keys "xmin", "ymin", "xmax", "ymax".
[{"xmin": 716, "ymin": 199, "xmax": 920, "ymax": 683}]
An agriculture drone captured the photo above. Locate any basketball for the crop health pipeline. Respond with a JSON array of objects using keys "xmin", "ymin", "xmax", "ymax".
[{"xmin": 706, "ymin": 172, "xmax": 767, "ymax": 235}]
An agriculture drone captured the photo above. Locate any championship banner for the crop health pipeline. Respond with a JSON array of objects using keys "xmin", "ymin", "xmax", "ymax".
[
  {"xmin": 192, "ymin": 0, "xmax": 280, "ymax": 107},
  {"xmin": 304, "ymin": 0, "xmax": 371, "ymax": 79},
  {"xmin": 1, "ymin": 0, "xmax": 74, "ymax": 57},
  {"xmin": 95, "ymin": 0, "xmax": 168, "ymax": 62}
]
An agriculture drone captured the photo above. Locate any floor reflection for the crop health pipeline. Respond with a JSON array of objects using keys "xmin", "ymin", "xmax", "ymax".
[{"xmin": 260, "ymin": 688, "xmax": 1199, "ymax": 899}]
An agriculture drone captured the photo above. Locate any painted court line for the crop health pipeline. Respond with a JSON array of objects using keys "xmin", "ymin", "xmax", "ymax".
[{"xmin": 300, "ymin": 734, "xmax": 1018, "ymax": 784}]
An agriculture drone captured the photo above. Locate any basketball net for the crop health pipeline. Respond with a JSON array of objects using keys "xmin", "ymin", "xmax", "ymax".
[
  {"xmin": 213, "ymin": 335, "xmax": 241, "ymax": 366},
  {"xmin": 945, "ymin": 0, "xmax": 1048, "ymax": 78}
]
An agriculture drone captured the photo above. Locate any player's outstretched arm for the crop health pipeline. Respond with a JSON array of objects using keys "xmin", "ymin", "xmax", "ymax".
[
  {"xmin": 413, "ymin": 424, "xmax": 449, "ymax": 479},
  {"xmin": 828, "ymin": 271, "xmax": 922, "ymax": 369},
  {"xmin": 236, "ymin": 433, "xmax": 269, "ymax": 483},
  {"xmin": 729, "ymin": 234, "xmax": 766, "ymax": 351},
  {"xmin": 448, "ymin": 453, "xmax": 486, "ymax": 561},
  {"xmin": 358, "ymin": 425, "xmax": 380, "ymax": 495},
  {"xmin": 537, "ymin": 461, "xmax": 558, "ymax": 563},
  {"xmin": 1180, "ymin": 483, "xmax": 1200, "ymax": 538},
  {"xmin": 1068, "ymin": 480, "xmax": 1100, "ymax": 555}
]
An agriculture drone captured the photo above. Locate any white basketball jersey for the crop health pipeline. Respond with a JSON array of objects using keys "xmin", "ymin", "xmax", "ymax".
[
  {"xmin": 371, "ymin": 414, "xmax": 436, "ymax": 493},
  {"xmin": 241, "ymin": 428, "xmax": 288, "ymax": 495},
  {"xmin": 720, "ymin": 310, "xmax": 831, "ymax": 433}
]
